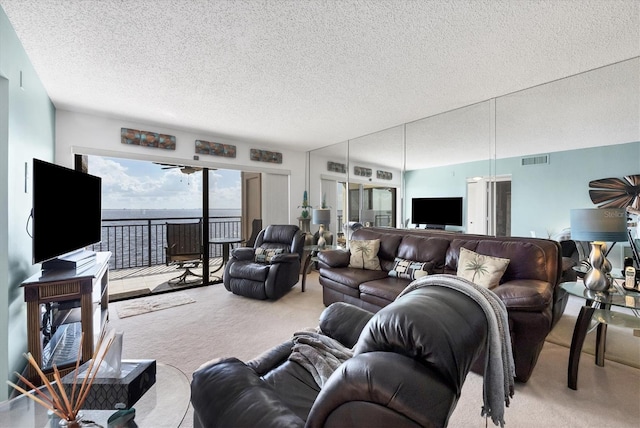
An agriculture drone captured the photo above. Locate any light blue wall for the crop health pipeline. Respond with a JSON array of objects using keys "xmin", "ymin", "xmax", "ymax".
[
  {"xmin": 0, "ymin": 6, "xmax": 56, "ymax": 400},
  {"xmin": 404, "ymin": 159, "xmax": 491, "ymax": 231},
  {"xmin": 497, "ymin": 142, "xmax": 640, "ymax": 238},
  {"xmin": 405, "ymin": 141, "xmax": 640, "ymax": 238}
]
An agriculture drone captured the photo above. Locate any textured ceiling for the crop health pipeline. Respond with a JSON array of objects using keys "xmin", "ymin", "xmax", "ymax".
[{"xmin": 1, "ymin": 0, "xmax": 639, "ymax": 154}]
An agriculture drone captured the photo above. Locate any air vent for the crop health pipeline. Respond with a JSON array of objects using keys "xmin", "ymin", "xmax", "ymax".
[{"xmin": 521, "ymin": 154, "xmax": 549, "ymax": 166}]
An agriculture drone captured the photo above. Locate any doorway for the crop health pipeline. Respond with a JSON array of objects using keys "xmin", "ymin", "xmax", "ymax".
[
  {"xmin": 466, "ymin": 175, "xmax": 512, "ymax": 236},
  {"xmin": 242, "ymin": 172, "xmax": 262, "ymax": 241}
]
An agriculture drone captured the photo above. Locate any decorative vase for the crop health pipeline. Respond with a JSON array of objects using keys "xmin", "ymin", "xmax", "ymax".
[
  {"xmin": 583, "ymin": 242, "xmax": 609, "ymax": 292},
  {"xmin": 317, "ymin": 225, "xmax": 326, "ymax": 247}
]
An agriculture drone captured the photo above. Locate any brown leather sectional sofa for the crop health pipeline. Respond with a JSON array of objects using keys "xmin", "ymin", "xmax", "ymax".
[{"xmin": 317, "ymin": 227, "xmax": 567, "ymax": 382}]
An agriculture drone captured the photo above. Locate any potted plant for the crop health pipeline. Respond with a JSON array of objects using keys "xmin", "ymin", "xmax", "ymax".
[{"xmin": 299, "ymin": 191, "xmax": 311, "ymax": 218}]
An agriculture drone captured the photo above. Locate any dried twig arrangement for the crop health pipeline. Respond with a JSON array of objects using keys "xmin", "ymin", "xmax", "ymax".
[{"xmin": 7, "ymin": 329, "xmax": 114, "ymax": 423}]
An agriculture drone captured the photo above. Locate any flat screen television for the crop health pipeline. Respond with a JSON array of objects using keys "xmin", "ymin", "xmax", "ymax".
[
  {"xmin": 411, "ymin": 197, "xmax": 463, "ymax": 229},
  {"xmin": 32, "ymin": 159, "xmax": 102, "ymax": 266}
]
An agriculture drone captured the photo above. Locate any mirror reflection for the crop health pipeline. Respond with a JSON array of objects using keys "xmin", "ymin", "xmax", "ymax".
[
  {"xmin": 347, "ymin": 125, "xmax": 404, "ymax": 229},
  {"xmin": 307, "ymin": 57, "xmax": 639, "ymax": 251},
  {"xmin": 308, "ymin": 140, "xmax": 348, "ymax": 244},
  {"xmin": 405, "ymin": 101, "xmax": 493, "ymax": 233},
  {"xmin": 495, "ymin": 57, "xmax": 639, "ymax": 241}
]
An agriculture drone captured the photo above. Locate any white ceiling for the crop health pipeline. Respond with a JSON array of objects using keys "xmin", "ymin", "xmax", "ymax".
[{"xmin": 1, "ymin": 0, "xmax": 639, "ymax": 154}]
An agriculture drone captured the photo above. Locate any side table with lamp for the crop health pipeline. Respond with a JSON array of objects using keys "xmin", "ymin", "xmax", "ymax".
[{"xmin": 564, "ymin": 207, "xmax": 639, "ymax": 390}]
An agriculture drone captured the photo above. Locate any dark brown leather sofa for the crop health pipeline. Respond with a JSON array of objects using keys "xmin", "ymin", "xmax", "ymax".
[
  {"xmin": 318, "ymin": 227, "xmax": 566, "ymax": 382},
  {"xmin": 191, "ymin": 284, "xmax": 490, "ymax": 428}
]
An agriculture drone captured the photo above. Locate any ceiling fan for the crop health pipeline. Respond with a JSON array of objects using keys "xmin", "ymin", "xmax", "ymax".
[{"xmin": 154, "ymin": 163, "xmax": 203, "ymax": 175}]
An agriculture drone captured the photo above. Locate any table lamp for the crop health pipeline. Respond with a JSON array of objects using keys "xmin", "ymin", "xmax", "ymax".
[
  {"xmin": 570, "ymin": 208, "xmax": 628, "ymax": 291},
  {"xmin": 312, "ymin": 208, "xmax": 331, "ymax": 247}
]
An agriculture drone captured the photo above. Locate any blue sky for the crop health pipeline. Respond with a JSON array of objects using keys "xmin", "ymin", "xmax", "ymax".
[{"xmin": 89, "ymin": 156, "xmax": 241, "ymax": 210}]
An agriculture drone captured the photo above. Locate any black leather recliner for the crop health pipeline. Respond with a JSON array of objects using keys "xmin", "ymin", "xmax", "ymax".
[
  {"xmin": 191, "ymin": 285, "xmax": 489, "ymax": 427},
  {"xmin": 223, "ymin": 224, "xmax": 305, "ymax": 300}
]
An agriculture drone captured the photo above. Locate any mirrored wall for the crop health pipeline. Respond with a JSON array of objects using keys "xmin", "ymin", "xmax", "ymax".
[{"xmin": 309, "ymin": 57, "xmax": 639, "ymax": 249}]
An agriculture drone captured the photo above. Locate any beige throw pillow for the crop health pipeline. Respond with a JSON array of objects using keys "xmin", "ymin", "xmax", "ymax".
[
  {"xmin": 349, "ymin": 239, "xmax": 381, "ymax": 270},
  {"xmin": 457, "ymin": 247, "xmax": 509, "ymax": 289}
]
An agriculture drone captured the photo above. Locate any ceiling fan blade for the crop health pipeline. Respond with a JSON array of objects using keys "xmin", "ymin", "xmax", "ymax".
[
  {"xmin": 588, "ymin": 177, "xmax": 629, "ymax": 190},
  {"xmin": 589, "ymin": 190, "xmax": 634, "ymax": 208},
  {"xmin": 623, "ymin": 175, "xmax": 640, "ymax": 186}
]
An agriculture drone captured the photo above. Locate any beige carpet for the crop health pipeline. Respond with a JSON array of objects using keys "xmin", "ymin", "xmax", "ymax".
[
  {"xmin": 108, "ymin": 273, "xmax": 640, "ymax": 428},
  {"xmin": 546, "ymin": 295, "xmax": 640, "ymax": 369},
  {"xmin": 115, "ymin": 292, "xmax": 196, "ymax": 319}
]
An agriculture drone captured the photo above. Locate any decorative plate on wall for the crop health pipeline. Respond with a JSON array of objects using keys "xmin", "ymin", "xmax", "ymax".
[{"xmin": 588, "ymin": 174, "xmax": 640, "ymax": 210}]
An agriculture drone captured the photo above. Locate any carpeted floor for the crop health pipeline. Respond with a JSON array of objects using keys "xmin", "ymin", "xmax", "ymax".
[
  {"xmin": 108, "ymin": 272, "xmax": 640, "ymax": 428},
  {"xmin": 115, "ymin": 292, "xmax": 196, "ymax": 319}
]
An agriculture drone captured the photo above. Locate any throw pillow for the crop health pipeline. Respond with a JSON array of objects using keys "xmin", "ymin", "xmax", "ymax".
[
  {"xmin": 254, "ymin": 247, "xmax": 284, "ymax": 263},
  {"xmin": 349, "ymin": 239, "xmax": 381, "ymax": 270},
  {"xmin": 457, "ymin": 247, "xmax": 509, "ymax": 289},
  {"xmin": 388, "ymin": 257, "xmax": 431, "ymax": 280}
]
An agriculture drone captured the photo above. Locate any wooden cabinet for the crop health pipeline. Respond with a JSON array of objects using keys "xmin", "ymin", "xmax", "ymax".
[{"xmin": 20, "ymin": 252, "xmax": 111, "ymax": 383}]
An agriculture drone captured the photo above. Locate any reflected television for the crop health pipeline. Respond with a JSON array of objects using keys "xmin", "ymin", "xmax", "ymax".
[{"xmin": 411, "ymin": 197, "xmax": 463, "ymax": 229}]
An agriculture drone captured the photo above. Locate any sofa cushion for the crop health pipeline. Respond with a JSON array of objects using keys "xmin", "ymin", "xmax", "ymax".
[
  {"xmin": 445, "ymin": 239, "xmax": 481, "ymax": 271},
  {"xmin": 254, "ymin": 247, "xmax": 284, "ymax": 263},
  {"xmin": 322, "ymin": 267, "xmax": 389, "ymax": 290},
  {"xmin": 228, "ymin": 260, "xmax": 270, "ymax": 281},
  {"xmin": 359, "ymin": 277, "xmax": 411, "ymax": 303},
  {"xmin": 457, "ymin": 247, "xmax": 509, "ymax": 289},
  {"xmin": 397, "ymin": 235, "xmax": 450, "ymax": 270},
  {"xmin": 388, "ymin": 257, "xmax": 433, "ymax": 280},
  {"xmin": 349, "ymin": 239, "xmax": 381, "ymax": 270}
]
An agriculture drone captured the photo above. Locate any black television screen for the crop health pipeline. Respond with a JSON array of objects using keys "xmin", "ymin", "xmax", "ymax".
[
  {"xmin": 32, "ymin": 159, "xmax": 102, "ymax": 264},
  {"xmin": 411, "ymin": 197, "xmax": 463, "ymax": 228}
]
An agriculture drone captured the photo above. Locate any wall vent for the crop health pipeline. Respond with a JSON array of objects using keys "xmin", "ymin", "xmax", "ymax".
[{"xmin": 521, "ymin": 154, "xmax": 549, "ymax": 166}]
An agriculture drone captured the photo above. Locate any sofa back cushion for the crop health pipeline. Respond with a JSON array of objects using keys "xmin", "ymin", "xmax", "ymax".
[
  {"xmin": 397, "ymin": 235, "xmax": 450, "ymax": 270},
  {"xmin": 351, "ymin": 229, "xmax": 401, "ymax": 271},
  {"xmin": 445, "ymin": 237, "xmax": 558, "ymax": 284}
]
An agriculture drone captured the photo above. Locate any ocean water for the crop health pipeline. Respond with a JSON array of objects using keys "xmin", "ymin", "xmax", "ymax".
[
  {"xmin": 96, "ymin": 209, "xmax": 242, "ymax": 269},
  {"xmin": 102, "ymin": 208, "xmax": 241, "ymax": 220}
]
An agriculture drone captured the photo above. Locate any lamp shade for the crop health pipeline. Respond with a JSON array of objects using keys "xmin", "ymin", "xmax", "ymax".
[
  {"xmin": 312, "ymin": 208, "xmax": 331, "ymax": 225},
  {"xmin": 570, "ymin": 208, "xmax": 628, "ymax": 241}
]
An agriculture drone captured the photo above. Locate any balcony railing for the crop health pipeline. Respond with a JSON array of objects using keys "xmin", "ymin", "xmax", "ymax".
[{"xmin": 91, "ymin": 216, "xmax": 242, "ymax": 270}]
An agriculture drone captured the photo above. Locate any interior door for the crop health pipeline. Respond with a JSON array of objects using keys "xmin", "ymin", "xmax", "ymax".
[
  {"xmin": 242, "ymin": 172, "xmax": 262, "ymax": 241},
  {"xmin": 467, "ymin": 180, "xmax": 486, "ymax": 234},
  {"xmin": 467, "ymin": 176, "xmax": 512, "ymax": 236}
]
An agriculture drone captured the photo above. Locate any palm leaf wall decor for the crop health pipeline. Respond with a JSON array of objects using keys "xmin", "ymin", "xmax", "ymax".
[{"xmin": 588, "ymin": 175, "xmax": 640, "ymax": 210}]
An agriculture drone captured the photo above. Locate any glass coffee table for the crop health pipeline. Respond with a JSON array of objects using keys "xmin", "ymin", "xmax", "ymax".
[
  {"xmin": 0, "ymin": 362, "xmax": 190, "ymax": 428},
  {"xmin": 560, "ymin": 281, "xmax": 640, "ymax": 390}
]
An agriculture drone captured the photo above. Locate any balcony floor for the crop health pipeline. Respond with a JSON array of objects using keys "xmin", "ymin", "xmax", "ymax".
[{"xmin": 108, "ymin": 257, "xmax": 224, "ymax": 301}]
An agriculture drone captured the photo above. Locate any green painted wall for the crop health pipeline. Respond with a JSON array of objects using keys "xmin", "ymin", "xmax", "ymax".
[{"xmin": 0, "ymin": 6, "xmax": 55, "ymax": 400}]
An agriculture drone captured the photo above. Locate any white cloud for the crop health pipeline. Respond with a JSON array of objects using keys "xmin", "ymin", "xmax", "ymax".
[{"xmin": 89, "ymin": 157, "xmax": 240, "ymax": 210}]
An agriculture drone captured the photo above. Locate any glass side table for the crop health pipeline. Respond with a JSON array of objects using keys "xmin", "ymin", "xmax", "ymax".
[
  {"xmin": 301, "ymin": 245, "xmax": 345, "ymax": 292},
  {"xmin": 0, "ymin": 362, "xmax": 190, "ymax": 428},
  {"xmin": 560, "ymin": 281, "xmax": 640, "ymax": 390}
]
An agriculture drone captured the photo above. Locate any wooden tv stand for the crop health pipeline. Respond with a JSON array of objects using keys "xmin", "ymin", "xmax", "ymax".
[{"xmin": 20, "ymin": 252, "xmax": 111, "ymax": 383}]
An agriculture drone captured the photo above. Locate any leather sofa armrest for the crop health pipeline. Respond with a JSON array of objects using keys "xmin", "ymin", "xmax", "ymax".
[
  {"xmin": 317, "ymin": 249, "xmax": 350, "ymax": 268},
  {"xmin": 231, "ymin": 247, "xmax": 255, "ymax": 261},
  {"xmin": 246, "ymin": 340, "xmax": 294, "ymax": 376},
  {"xmin": 270, "ymin": 253, "xmax": 300, "ymax": 264},
  {"xmin": 319, "ymin": 302, "xmax": 374, "ymax": 349},
  {"xmin": 191, "ymin": 357, "xmax": 304, "ymax": 428},
  {"xmin": 307, "ymin": 352, "xmax": 456, "ymax": 428},
  {"xmin": 493, "ymin": 279, "xmax": 553, "ymax": 311}
]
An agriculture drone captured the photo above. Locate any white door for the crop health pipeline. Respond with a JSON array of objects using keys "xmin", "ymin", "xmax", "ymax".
[{"xmin": 467, "ymin": 180, "xmax": 487, "ymax": 234}]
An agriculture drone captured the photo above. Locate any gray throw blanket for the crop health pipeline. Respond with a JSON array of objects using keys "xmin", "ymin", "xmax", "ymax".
[
  {"xmin": 398, "ymin": 274, "xmax": 515, "ymax": 428},
  {"xmin": 288, "ymin": 330, "xmax": 353, "ymax": 388}
]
